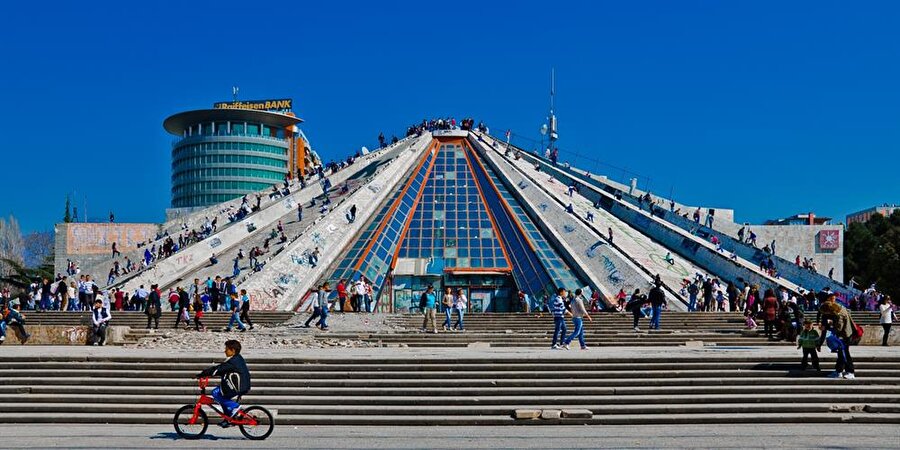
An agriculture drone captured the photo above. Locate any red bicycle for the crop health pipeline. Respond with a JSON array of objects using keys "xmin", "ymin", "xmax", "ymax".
[{"xmin": 173, "ymin": 376, "xmax": 274, "ymax": 440}]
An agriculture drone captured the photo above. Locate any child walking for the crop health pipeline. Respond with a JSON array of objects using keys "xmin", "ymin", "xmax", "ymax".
[
  {"xmin": 797, "ymin": 319, "xmax": 820, "ymax": 371},
  {"xmin": 193, "ymin": 293, "xmax": 205, "ymax": 331}
]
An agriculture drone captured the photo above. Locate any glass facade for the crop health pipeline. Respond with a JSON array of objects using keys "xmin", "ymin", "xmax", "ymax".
[
  {"xmin": 170, "ymin": 123, "xmax": 291, "ymax": 209},
  {"xmin": 318, "ymin": 137, "xmax": 588, "ymax": 312},
  {"xmin": 397, "ymin": 142, "xmax": 510, "ymax": 271},
  {"xmin": 468, "ymin": 148, "xmax": 584, "ymax": 298}
]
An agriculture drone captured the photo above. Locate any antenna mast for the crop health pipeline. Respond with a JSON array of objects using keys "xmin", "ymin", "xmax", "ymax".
[{"xmin": 548, "ymin": 68, "xmax": 558, "ymax": 152}]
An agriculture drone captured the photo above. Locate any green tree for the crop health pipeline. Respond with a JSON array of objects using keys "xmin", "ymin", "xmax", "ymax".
[
  {"xmin": 64, "ymin": 196, "xmax": 72, "ymax": 223},
  {"xmin": 844, "ymin": 210, "xmax": 900, "ymax": 299}
]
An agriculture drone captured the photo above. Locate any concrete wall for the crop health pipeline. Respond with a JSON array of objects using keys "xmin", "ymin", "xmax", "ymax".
[
  {"xmin": 239, "ymin": 135, "xmax": 432, "ymax": 311},
  {"xmin": 54, "ymin": 223, "xmax": 160, "ymax": 276},
  {"xmin": 2, "ymin": 325, "xmax": 129, "ymax": 345}
]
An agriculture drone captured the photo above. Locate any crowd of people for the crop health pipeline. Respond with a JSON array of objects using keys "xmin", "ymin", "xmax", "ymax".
[
  {"xmin": 405, "ymin": 117, "xmax": 488, "ymax": 137},
  {"xmin": 300, "ymin": 278, "xmax": 379, "ymax": 331}
]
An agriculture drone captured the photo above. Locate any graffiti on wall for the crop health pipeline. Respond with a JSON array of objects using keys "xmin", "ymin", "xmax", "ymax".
[
  {"xmin": 65, "ymin": 223, "xmax": 158, "ymax": 255},
  {"xmin": 586, "ymin": 241, "xmax": 605, "ymax": 258},
  {"xmin": 248, "ymin": 288, "xmax": 283, "ymax": 311},
  {"xmin": 61, "ymin": 326, "xmax": 88, "ymax": 344},
  {"xmin": 602, "ymin": 255, "xmax": 625, "ymax": 285}
]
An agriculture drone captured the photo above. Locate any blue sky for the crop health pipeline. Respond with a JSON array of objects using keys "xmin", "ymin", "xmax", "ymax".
[{"xmin": 1, "ymin": 1, "xmax": 898, "ymax": 232}]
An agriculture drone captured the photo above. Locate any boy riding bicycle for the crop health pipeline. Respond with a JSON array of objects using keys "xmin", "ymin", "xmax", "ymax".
[{"xmin": 196, "ymin": 339, "xmax": 251, "ymax": 427}]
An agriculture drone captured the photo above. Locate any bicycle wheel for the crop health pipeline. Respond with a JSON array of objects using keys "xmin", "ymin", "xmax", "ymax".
[
  {"xmin": 173, "ymin": 404, "xmax": 208, "ymax": 439},
  {"xmin": 238, "ymin": 406, "xmax": 274, "ymax": 440}
]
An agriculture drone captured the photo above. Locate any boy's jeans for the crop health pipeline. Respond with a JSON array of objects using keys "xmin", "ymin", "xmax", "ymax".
[
  {"xmin": 650, "ymin": 305, "xmax": 662, "ymax": 329},
  {"xmin": 227, "ymin": 310, "xmax": 246, "ymax": 330},
  {"xmin": 211, "ymin": 386, "xmax": 240, "ymax": 415},
  {"xmin": 551, "ymin": 316, "xmax": 567, "ymax": 347},
  {"xmin": 442, "ymin": 305, "xmax": 452, "ymax": 329},
  {"xmin": 317, "ymin": 305, "xmax": 329, "ymax": 329},
  {"xmin": 565, "ymin": 317, "xmax": 586, "ymax": 348}
]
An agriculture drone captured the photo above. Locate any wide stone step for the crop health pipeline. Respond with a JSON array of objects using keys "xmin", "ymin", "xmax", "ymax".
[
  {"xmin": 1, "ymin": 411, "xmax": 898, "ymax": 425},
  {"xmin": 6, "ymin": 384, "xmax": 897, "ymax": 397},
  {"xmin": 6, "ymin": 376, "xmax": 900, "ymax": 389},
  {"xmin": 3, "ymin": 401, "xmax": 898, "ymax": 416}
]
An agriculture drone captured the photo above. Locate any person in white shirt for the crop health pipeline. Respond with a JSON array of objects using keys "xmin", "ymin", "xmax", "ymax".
[
  {"xmin": 91, "ymin": 299, "xmax": 112, "ymax": 346},
  {"xmin": 880, "ymin": 297, "xmax": 896, "ymax": 347},
  {"xmin": 452, "ymin": 289, "xmax": 467, "ymax": 331},
  {"xmin": 354, "ymin": 280, "xmax": 367, "ymax": 312}
]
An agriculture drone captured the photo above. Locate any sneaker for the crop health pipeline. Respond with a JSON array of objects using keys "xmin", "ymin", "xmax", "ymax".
[
  {"xmin": 432, "ymin": 330, "xmax": 438, "ymax": 334},
  {"xmin": 0, "ymin": 335, "xmax": 5, "ymax": 342},
  {"xmin": 843, "ymin": 373, "xmax": 856, "ymax": 380},
  {"xmin": 420, "ymin": 328, "xmax": 426, "ymax": 333},
  {"xmin": 826, "ymin": 371, "xmax": 843, "ymax": 379},
  {"xmin": 239, "ymin": 328, "xmax": 247, "ymax": 332},
  {"xmin": 218, "ymin": 420, "xmax": 232, "ymax": 428},
  {"xmin": 563, "ymin": 344, "xmax": 570, "ymax": 350},
  {"xmin": 551, "ymin": 344, "xmax": 560, "ymax": 349},
  {"xmin": 633, "ymin": 327, "xmax": 640, "ymax": 332},
  {"xmin": 581, "ymin": 346, "xmax": 590, "ymax": 350}
]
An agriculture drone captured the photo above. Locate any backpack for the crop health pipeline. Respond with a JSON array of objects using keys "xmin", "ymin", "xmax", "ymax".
[
  {"xmin": 848, "ymin": 320, "xmax": 864, "ymax": 346},
  {"xmin": 418, "ymin": 292, "xmax": 428, "ymax": 309},
  {"xmin": 825, "ymin": 331, "xmax": 844, "ymax": 353}
]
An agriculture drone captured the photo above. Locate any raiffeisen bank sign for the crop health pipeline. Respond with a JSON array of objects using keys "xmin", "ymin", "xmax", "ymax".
[{"xmin": 213, "ymin": 98, "xmax": 293, "ymax": 113}]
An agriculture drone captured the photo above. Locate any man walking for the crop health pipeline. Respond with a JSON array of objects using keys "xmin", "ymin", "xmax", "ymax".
[
  {"xmin": 648, "ymin": 283, "xmax": 667, "ymax": 330},
  {"xmin": 550, "ymin": 288, "xmax": 570, "ymax": 349},
  {"xmin": 419, "ymin": 285, "xmax": 438, "ymax": 334},
  {"xmin": 174, "ymin": 287, "xmax": 191, "ymax": 329},
  {"xmin": 146, "ymin": 284, "xmax": 161, "ymax": 329},
  {"xmin": 563, "ymin": 288, "xmax": 592, "ymax": 350}
]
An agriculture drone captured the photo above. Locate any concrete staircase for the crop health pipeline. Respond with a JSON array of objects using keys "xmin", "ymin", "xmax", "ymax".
[
  {"xmin": 314, "ymin": 312, "xmax": 883, "ymax": 348},
  {"xmin": 1, "ymin": 352, "xmax": 899, "ymax": 425}
]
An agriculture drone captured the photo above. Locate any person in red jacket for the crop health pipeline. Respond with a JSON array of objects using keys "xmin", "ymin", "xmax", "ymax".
[
  {"xmin": 336, "ymin": 279, "xmax": 347, "ymax": 314},
  {"xmin": 762, "ymin": 289, "xmax": 779, "ymax": 340}
]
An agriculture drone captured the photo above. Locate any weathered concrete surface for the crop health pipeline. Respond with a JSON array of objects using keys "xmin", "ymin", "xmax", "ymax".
[
  {"xmin": 1, "ymin": 325, "xmax": 129, "ymax": 346},
  {"xmin": 240, "ymin": 135, "xmax": 433, "ymax": 311},
  {"xmin": 514, "ymin": 409, "xmax": 541, "ymax": 419},
  {"xmin": 860, "ymin": 325, "xmax": 900, "ymax": 346}
]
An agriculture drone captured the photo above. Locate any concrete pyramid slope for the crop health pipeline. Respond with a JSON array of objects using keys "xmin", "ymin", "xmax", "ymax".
[
  {"xmin": 116, "ymin": 138, "xmax": 420, "ymax": 294},
  {"xmin": 498, "ymin": 138, "xmax": 809, "ymax": 301},
  {"xmin": 160, "ymin": 138, "xmax": 422, "ymax": 292},
  {"xmin": 238, "ymin": 135, "xmax": 433, "ymax": 310},
  {"xmin": 523, "ymin": 148, "xmax": 856, "ymax": 300},
  {"xmin": 469, "ymin": 136, "xmax": 659, "ymax": 307}
]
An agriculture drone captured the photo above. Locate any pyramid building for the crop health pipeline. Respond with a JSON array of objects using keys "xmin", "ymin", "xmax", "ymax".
[
  {"xmin": 320, "ymin": 132, "xmax": 584, "ymax": 312},
  {"xmin": 65, "ymin": 126, "xmax": 855, "ymax": 313}
]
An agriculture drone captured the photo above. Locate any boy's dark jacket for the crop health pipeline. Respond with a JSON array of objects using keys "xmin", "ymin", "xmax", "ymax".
[{"xmin": 198, "ymin": 354, "xmax": 251, "ymax": 398}]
